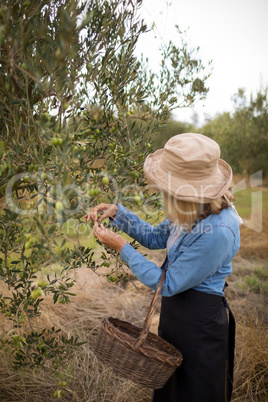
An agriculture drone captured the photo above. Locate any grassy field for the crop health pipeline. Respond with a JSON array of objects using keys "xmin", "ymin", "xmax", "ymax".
[{"xmin": 0, "ymin": 184, "xmax": 267, "ymax": 401}]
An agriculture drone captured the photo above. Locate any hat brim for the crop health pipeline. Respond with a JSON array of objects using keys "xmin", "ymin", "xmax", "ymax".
[{"xmin": 143, "ymin": 149, "xmax": 233, "ymax": 203}]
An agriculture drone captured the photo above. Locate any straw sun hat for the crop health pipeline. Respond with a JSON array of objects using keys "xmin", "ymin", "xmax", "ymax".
[{"xmin": 143, "ymin": 133, "xmax": 233, "ymax": 203}]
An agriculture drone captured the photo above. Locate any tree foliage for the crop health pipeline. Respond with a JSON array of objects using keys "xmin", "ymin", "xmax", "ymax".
[
  {"xmin": 201, "ymin": 88, "xmax": 268, "ymax": 176},
  {"xmin": 0, "ymin": 0, "xmax": 209, "ymax": 371},
  {"xmin": 147, "ymin": 118, "xmax": 195, "ymax": 151}
]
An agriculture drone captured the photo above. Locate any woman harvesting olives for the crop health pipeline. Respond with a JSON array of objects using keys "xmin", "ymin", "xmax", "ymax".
[{"xmin": 85, "ymin": 133, "xmax": 241, "ymax": 402}]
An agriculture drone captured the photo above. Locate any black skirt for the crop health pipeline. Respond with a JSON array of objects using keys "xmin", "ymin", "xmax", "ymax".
[{"xmin": 152, "ymin": 288, "xmax": 235, "ymax": 402}]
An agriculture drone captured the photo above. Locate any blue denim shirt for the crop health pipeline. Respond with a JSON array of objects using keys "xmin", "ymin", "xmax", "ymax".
[{"xmin": 111, "ymin": 204, "xmax": 241, "ymax": 297}]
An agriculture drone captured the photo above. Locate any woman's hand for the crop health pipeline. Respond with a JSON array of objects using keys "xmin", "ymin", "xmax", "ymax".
[
  {"xmin": 85, "ymin": 203, "xmax": 125, "ymax": 252},
  {"xmin": 93, "ymin": 222, "xmax": 127, "ymax": 253},
  {"xmin": 84, "ymin": 203, "xmax": 118, "ymax": 223}
]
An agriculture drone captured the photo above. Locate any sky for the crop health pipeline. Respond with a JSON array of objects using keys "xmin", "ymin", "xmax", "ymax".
[{"xmin": 135, "ymin": 0, "xmax": 268, "ymax": 126}]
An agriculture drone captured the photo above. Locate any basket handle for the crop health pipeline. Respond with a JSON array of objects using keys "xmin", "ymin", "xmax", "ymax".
[{"xmin": 132, "ymin": 268, "xmax": 167, "ymax": 351}]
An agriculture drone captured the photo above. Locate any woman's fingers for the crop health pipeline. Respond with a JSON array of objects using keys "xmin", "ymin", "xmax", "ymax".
[
  {"xmin": 93, "ymin": 221, "xmax": 103, "ymax": 237},
  {"xmin": 93, "ymin": 221, "xmax": 109, "ymax": 243},
  {"xmin": 84, "ymin": 204, "xmax": 104, "ymax": 222},
  {"xmin": 84, "ymin": 211, "xmax": 96, "ymax": 222},
  {"xmin": 99, "ymin": 205, "xmax": 115, "ymax": 221},
  {"xmin": 84, "ymin": 203, "xmax": 117, "ymax": 223},
  {"xmin": 93, "ymin": 221, "xmax": 127, "ymax": 252},
  {"xmin": 97, "ymin": 203, "xmax": 117, "ymax": 221}
]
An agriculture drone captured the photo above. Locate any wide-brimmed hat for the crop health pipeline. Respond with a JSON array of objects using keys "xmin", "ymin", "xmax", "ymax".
[{"xmin": 143, "ymin": 133, "xmax": 233, "ymax": 203}]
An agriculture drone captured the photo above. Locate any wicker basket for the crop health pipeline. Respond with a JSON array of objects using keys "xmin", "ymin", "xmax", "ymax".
[{"xmin": 94, "ymin": 269, "xmax": 183, "ymax": 389}]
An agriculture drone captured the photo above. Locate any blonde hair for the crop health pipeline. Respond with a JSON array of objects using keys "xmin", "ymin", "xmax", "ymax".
[{"xmin": 163, "ymin": 190, "xmax": 235, "ymax": 232}]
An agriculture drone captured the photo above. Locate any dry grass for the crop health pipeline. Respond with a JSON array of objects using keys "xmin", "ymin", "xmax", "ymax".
[
  {"xmin": 233, "ymin": 319, "xmax": 268, "ymax": 402},
  {"xmin": 238, "ymin": 222, "xmax": 268, "ymax": 260},
  {"xmin": 0, "ymin": 350, "xmax": 152, "ymax": 402},
  {"xmin": 0, "ymin": 268, "xmax": 154, "ymax": 401},
  {"xmin": 227, "ymin": 287, "xmax": 268, "ymax": 402},
  {"xmin": 1, "ymin": 261, "xmax": 267, "ymax": 401}
]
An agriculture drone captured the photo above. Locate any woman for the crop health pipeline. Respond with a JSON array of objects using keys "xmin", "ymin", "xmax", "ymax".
[{"xmin": 84, "ymin": 133, "xmax": 241, "ymax": 402}]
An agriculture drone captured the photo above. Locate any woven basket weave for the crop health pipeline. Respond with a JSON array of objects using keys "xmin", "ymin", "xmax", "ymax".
[{"xmin": 94, "ymin": 269, "xmax": 183, "ymax": 389}]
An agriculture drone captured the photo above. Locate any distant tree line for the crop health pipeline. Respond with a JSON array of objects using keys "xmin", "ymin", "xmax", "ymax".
[{"xmin": 150, "ymin": 87, "xmax": 268, "ymax": 177}]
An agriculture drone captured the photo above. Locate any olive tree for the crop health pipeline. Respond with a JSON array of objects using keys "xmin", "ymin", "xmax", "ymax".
[{"xmin": 0, "ymin": 0, "xmax": 209, "ymax": 370}]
